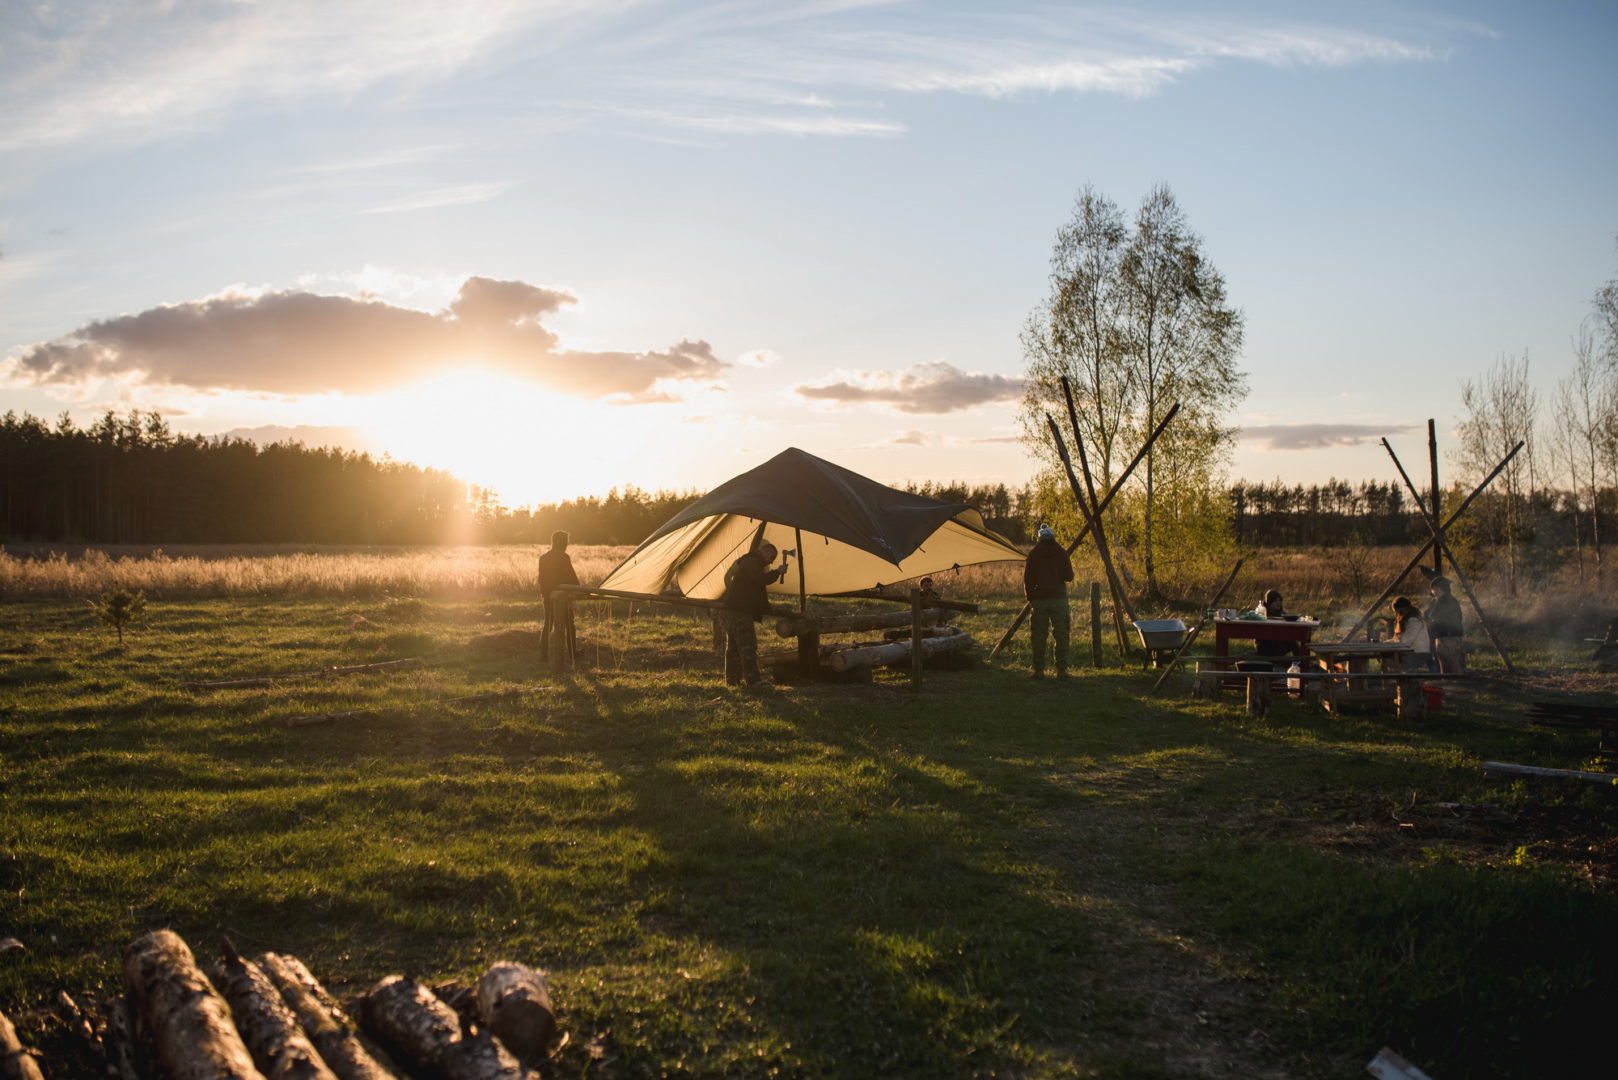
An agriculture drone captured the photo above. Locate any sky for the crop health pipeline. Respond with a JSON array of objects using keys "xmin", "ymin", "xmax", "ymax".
[{"xmin": 2, "ymin": 0, "xmax": 1614, "ymax": 507}]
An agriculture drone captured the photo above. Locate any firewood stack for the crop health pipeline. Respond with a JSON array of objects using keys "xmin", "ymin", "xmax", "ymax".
[{"xmin": 0, "ymin": 931, "xmax": 556, "ymax": 1080}]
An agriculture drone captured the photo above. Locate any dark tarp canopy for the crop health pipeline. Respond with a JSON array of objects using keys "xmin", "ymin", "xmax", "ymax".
[{"xmin": 600, "ymin": 447, "xmax": 1025, "ymax": 600}]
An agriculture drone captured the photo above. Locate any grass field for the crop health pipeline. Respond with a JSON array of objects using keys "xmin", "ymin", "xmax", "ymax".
[{"xmin": 2, "ymin": 552, "xmax": 1617, "ymax": 1078}]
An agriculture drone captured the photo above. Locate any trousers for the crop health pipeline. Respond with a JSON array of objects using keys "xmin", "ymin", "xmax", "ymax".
[
  {"xmin": 724, "ymin": 609, "xmax": 761, "ymax": 685},
  {"xmin": 1030, "ymin": 597, "xmax": 1070, "ymax": 673}
]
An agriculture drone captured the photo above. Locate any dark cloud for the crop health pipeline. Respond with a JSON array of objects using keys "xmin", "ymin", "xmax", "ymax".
[
  {"xmin": 1240, "ymin": 422, "xmax": 1416, "ymax": 451},
  {"xmin": 8, "ymin": 277, "xmax": 724, "ymax": 401},
  {"xmin": 795, "ymin": 361, "xmax": 1023, "ymax": 414}
]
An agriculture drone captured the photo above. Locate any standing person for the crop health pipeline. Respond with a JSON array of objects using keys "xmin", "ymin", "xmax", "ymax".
[
  {"xmin": 538, "ymin": 530, "xmax": 579, "ymax": 662},
  {"xmin": 1024, "ymin": 524, "xmax": 1074, "ymax": 679},
  {"xmin": 721, "ymin": 541, "xmax": 792, "ymax": 687},
  {"xmin": 1425, "ymin": 577, "xmax": 1464, "ymax": 674},
  {"xmin": 1391, "ymin": 596, "xmax": 1433, "ymax": 672}
]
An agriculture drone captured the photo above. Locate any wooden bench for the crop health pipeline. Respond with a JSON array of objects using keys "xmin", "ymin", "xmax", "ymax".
[{"xmin": 1194, "ymin": 661, "xmax": 1447, "ymax": 718}]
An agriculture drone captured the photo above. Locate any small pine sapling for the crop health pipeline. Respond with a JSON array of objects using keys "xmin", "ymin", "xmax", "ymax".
[{"xmin": 90, "ymin": 588, "xmax": 147, "ymax": 644}]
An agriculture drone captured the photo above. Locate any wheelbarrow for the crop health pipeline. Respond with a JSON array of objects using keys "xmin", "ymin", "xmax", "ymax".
[{"xmin": 1132, "ymin": 619, "xmax": 1188, "ymax": 669}]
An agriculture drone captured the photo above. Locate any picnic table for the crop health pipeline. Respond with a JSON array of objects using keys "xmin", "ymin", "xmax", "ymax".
[
  {"xmin": 1308, "ymin": 640, "xmax": 1417, "ymax": 712},
  {"xmin": 1213, "ymin": 617, "xmax": 1319, "ymax": 658}
]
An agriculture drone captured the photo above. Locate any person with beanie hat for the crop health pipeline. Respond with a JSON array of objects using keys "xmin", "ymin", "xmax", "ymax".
[{"xmin": 1024, "ymin": 524, "xmax": 1074, "ymax": 678}]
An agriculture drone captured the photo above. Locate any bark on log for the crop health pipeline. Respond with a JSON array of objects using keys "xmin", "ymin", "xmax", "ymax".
[
  {"xmin": 824, "ymin": 632, "xmax": 974, "ymax": 673},
  {"xmin": 213, "ymin": 943, "xmax": 338, "ymax": 1080},
  {"xmin": 475, "ymin": 964, "xmax": 554, "ymax": 1063},
  {"xmin": 360, "ymin": 977, "xmax": 524, "ymax": 1080},
  {"xmin": 122, "ymin": 930, "xmax": 267, "ymax": 1080},
  {"xmin": 0, "ymin": 1004, "xmax": 45, "ymax": 1080},
  {"xmin": 104, "ymin": 995, "xmax": 147, "ymax": 1080},
  {"xmin": 257, "ymin": 954, "xmax": 399, "ymax": 1080},
  {"xmin": 773, "ymin": 609, "xmax": 945, "ymax": 638},
  {"xmin": 881, "ymin": 625, "xmax": 961, "ymax": 641}
]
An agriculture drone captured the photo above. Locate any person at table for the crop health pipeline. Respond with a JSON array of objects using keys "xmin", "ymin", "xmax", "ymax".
[
  {"xmin": 1254, "ymin": 589, "xmax": 1290, "ymax": 657},
  {"xmin": 1391, "ymin": 596, "xmax": 1433, "ymax": 672},
  {"xmin": 1024, "ymin": 524, "xmax": 1074, "ymax": 679},
  {"xmin": 1425, "ymin": 576, "xmax": 1464, "ymax": 673}
]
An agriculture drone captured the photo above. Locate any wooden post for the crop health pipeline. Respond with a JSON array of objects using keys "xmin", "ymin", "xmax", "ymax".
[
  {"xmin": 1090, "ymin": 582, "xmax": 1102, "ymax": 667},
  {"xmin": 910, "ymin": 588, "xmax": 924, "ymax": 692},
  {"xmin": 1395, "ymin": 680, "xmax": 1426, "ymax": 721},
  {"xmin": 1245, "ymin": 674, "xmax": 1270, "ymax": 717},
  {"xmin": 797, "ymin": 622, "xmax": 821, "ymax": 680},
  {"xmin": 1428, "ymin": 419, "xmax": 1442, "ymax": 579},
  {"xmin": 989, "ymin": 402, "xmax": 1181, "ymax": 659},
  {"xmin": 1045, "ymin": 415, "xmax": 1135, "ymax": 658},
  {"xmin": 1061, "ymin": 377, "xmax": 1139, "ymax": 639},
  {"xmin": 794, "ymin": 527, "xmax": 807, "ymax": 614}
]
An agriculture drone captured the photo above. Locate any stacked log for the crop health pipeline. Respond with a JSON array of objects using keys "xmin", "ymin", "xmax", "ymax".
[
  {"xmin": 825, "ymin": 631, "xmax": 975, "ymax": 673},
  {"xmin": 773, "ymin": 609, "xmax": 944, "ymax": 638},
  {"xmin": 122, "ymin": 930, "xmax": 266, "ymax": 1080},
  {"xmin": 360, "ymin": 976, "xmax": 525, "ymax": 1080},
  {"xmin": 257, "ymin": 954, "xmax": 398, "ymax": 1080},
  {"xmin": 211, "ymin": 942, "xmax": 337, "ymax": 1080},
  {"xmin": 475, "ymin": 964, "xmax": 553, "ymax": 1063}
]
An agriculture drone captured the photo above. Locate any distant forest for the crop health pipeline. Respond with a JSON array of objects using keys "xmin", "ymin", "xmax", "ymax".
[{"xmin": 2, "ymin": 410, "xmax": 1606, "ymax": 558}]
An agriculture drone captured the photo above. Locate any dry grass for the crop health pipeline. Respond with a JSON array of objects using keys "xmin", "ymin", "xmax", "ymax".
[{"xmin": 0, "ymin": 544, "xmax": 627, "ymax": 599}]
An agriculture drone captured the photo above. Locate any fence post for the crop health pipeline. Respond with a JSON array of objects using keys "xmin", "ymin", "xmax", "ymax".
[
  {"xmin": 910, "ymin": 588, "xmax": 924, "ymax": 692},
  {"xmin": 1090, "ymin": 582, "xmax": 1102, "ymax": 667}
]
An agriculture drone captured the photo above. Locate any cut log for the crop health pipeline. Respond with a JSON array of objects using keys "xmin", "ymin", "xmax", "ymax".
[
  {"xmin": 773, "ymin": 609, "xmax": 944, "ymax": 638},
  {"xmin": 476, "ymin": 964, "xmax": 554, "ymax": 1063},
  {"xmin": 0, "ymin": 1004, "xmax": 44, "ymax": 1080},
  {"xmin": 257, "ymin": 953, "xmax": 399, "ymax": 1080},
  {"xmin": 104, "ymin": 995, "xmax": 148, "ymax": 1080},
  {"xmin": 824, "ymin": 632, "xmax": 974, "ymax": 673},
  {"xmin": 213, "ymin": 942, "xmax": 338, "ymax": 1080},
  {"xmin": 122, "ymin": 930, "xmax": 267, "ymax": 1080},
  {"xmin": 1481, "ymin": 761, "xmax": 1618, "ymax": 785},
  {"xmin": 360, "ymin": 977, "xmax": 524, "ymax": 1080}
]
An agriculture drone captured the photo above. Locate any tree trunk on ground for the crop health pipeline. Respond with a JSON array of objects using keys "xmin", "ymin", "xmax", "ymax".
[
  {"xmin": 476, "ymin": 964, "xmax": 554, "ymax": 1064},
  {"xmin": 360, "ymin": 977, "xmax": 524, "ymax": 1080},
  {"xmin": 0, "ymin": 1004, "xmax": 45, "ymax": 1080},
  {"xmin": 773, "ymin": 609, "xmax": 944, "ymax": 638},
  {"xmin": 257, "ymin": 954, "xmax": 400, "ymax": 1080},
  {"xmin": 122, "ymin": 930, "xmax": 266, "ymax": 1080},
  {"xmin": 825, "ymin": 632, "xmax": 973, "ymax": 673},
  {"xmin": 212, "ymin": 942, "xmax": 338, "ymax": 1080}
]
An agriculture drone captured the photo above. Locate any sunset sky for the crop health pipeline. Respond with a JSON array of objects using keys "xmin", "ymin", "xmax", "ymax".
[{"xmin": 2, "ymin": 1, "xmax": 1614, "ymax": 507}]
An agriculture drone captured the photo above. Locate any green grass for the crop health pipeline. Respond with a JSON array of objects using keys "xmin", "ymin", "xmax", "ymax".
[{"xmin": 2, "ymin": 595, "xmax": 1615, "ymax": 1078}]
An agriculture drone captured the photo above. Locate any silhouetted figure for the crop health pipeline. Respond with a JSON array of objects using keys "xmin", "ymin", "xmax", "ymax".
[
  {"xmin": 720, "ymin": 541, "xmax": 791, "ymax": 687},
  {"xmin": 1024, "ymin": 524, "xmax": 1074, "ymax": 678},
  {"xmin": 539, "ymin": 530, "xmax": 578, "ymax": 661},
  {"xmin": 1256, "ymin": 589, "xmax": 1290, "ymax": 657},
  {"xmin": 1425, "ymin": 577, "xmax": 1464, "ymax": 673}
]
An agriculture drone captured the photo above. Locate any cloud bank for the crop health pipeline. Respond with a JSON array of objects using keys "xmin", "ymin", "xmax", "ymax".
[
  {"xmin": 795, "ymin": 361, "xmax": 1023, "ymax": 414},
  {"xmin": 8, "ymin": 276, "xmax": 725, "ymax": 402}
]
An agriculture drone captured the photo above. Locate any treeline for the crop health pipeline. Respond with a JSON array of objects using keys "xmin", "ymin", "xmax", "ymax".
[
  {"xmin": 1230, "ymin": 479, "xmax": 1421, "ymax": 547},
  {"xmin": 0, "ymin": 410, "xmax": 484, "ymax": 545}
]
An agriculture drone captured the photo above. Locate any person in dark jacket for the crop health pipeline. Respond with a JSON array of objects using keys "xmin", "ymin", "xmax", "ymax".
[
  {"xmin": 538, "ymin": 530, "xmax": 579, "ymax": 661},
  {"xmin": 1024, "ymin": 524, "xmax": 1074, "ymax": 678},
  {"xmin": 1425, "ymin": 576, "xmax": 1464, "ymax": 673},
  {"xmin": 721, "ymin": 541, "xmax": 791, "ymax": 686}
]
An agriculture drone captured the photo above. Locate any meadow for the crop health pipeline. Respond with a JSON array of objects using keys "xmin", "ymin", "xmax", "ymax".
[{"xmin": 2, "ymin": 545, "xmax": 1617, "ymax": 1078}]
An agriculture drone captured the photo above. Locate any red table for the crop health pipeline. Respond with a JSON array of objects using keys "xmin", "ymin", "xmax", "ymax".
[{"xmin": 1213, "ymin": 617, "xmax": 1319, "ymax": 658}]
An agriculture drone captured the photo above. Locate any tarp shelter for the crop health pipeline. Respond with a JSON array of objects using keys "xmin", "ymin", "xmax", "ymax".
[{"xmin": 599, "ymin": 447, "xmax": 1025, "ymax": 600}]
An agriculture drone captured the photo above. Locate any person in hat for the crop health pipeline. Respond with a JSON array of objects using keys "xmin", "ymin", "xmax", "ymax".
[
  {"xmin": 538, "ymin": 530, "xmax": 579, "ymax": 661},
  {"xmin": 720, "ymin": 540, "xmax": 792, "ymax": 687},
  {"xmin": 1023, "ymin": 524, "xmax": 1074, "ymax": 678},
  {"xmin": 1255, "ymin": 589, "xmax": 1291, "ymax": 656},
  {"xmin": 1425, "ymin": 576, "xmax": 1464, "ymax": 673}
]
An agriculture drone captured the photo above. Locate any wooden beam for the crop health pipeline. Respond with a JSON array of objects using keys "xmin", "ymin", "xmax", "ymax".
[
  {"xmin": 1382, "ymin": 438, "xmax": 1515, "ymax": 673},
  {"xmin": 1045, "ymin": 415, "xmax": 1134, "ymax": 656},
  {"xmin": 1060, "ymin": 376, "xmax": 1138, "ymax": 642},
  {"xmin": 1341, "ymin": 440, "xmax": 1523, "ymax": 642},
  {"xmin": 990, "ymin": 402, "xmax": 1180, "ymax": 659}
]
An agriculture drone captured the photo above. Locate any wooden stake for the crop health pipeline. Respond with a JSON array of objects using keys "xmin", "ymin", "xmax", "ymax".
[
  {"xmin": 1045, "ymin": 415, "xmax": 1134, "ymax": 656},
  {"xmin": 1428, "ymin": 419, "xmax": 1443, "ymax": 579},
  {"xmin": 1090, "ymin": 582, "xmax": 1102, "ymax": 668},
  {"xmin": 1061, "ymin": 377, "xmax": 1139, "ymax": 639},
  {"xmin": 1382, "ymin": 438, "xmax": 1516, "ymax": 674},
  {"xmin": 990, "ymin": 403, "xmax": 1180, "ymax": 658}
]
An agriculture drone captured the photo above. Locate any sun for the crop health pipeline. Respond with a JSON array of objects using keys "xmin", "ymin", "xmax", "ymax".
[{"xmin": 363, "ymin": 370, "xmax": 627, "ymax": 505}]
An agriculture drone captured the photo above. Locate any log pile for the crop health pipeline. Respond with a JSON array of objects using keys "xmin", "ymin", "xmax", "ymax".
[
  {"xmin": 2, "ymin": 932, "xmax": 556, "ymax": 1080},
  {"xmin": 760, "ymin": 606, "xmax": 978, "ymax": 680}
]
